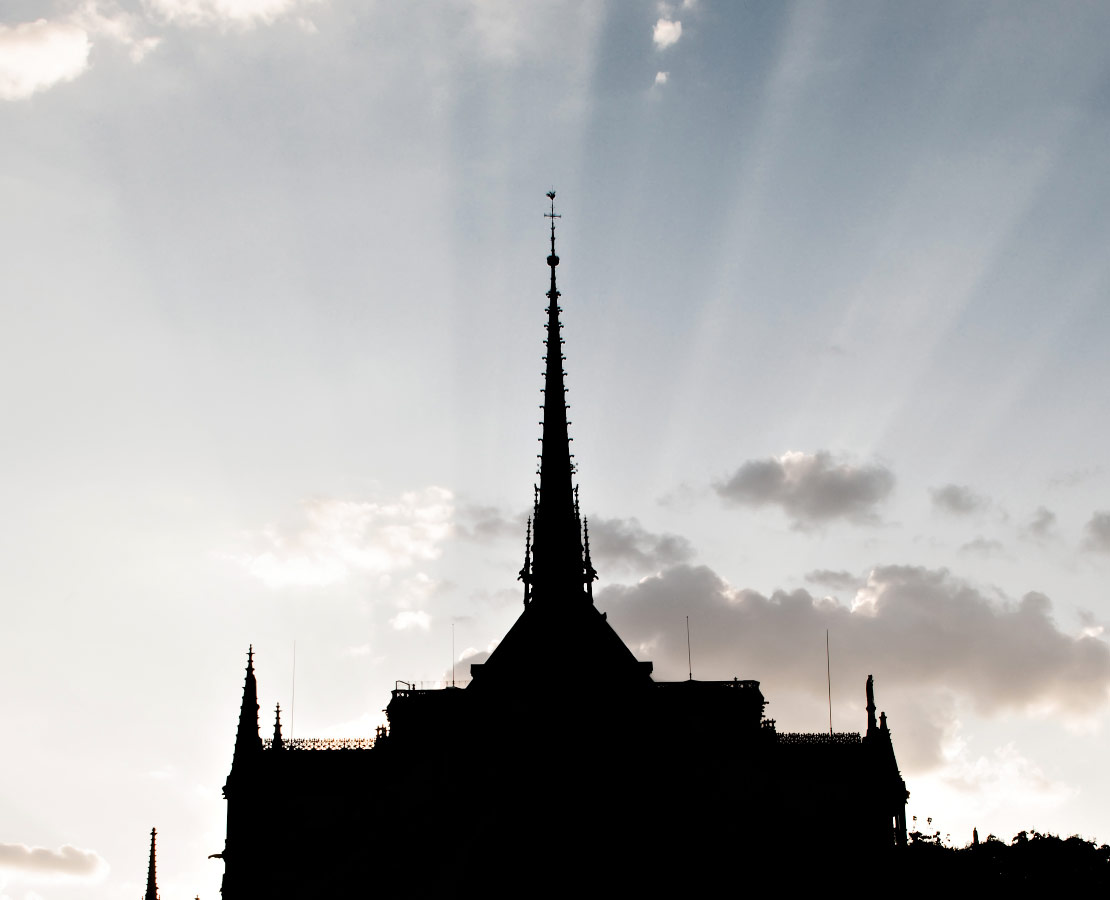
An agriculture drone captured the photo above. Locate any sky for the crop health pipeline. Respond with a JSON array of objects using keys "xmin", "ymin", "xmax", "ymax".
[{"xmin": 2, "ymin": 0, "xmax": 1110, "ymax": 896}]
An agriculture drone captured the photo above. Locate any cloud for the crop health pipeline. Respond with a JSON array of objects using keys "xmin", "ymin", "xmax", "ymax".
[
  {"xmin": 804, "ymin": 569, "xmax": 861, "ymax": 592},
  {"xmin": 931, "ymin": 483, "xmax": 989, "ymax": 515},
  {"xmin": 654, "ymin": 71, "xmax": 668, "ymax": 85},
  {"xmin": 598, "ymin": 563, "xmax": 1110, "ymax": 767},
  {"xmin": 454, "ymin": 504, "xmax": 523, "ymax": 543},
  {"xmin": 1083, "ymin": 512, "xmax": 1110, "ymax": 554},
  {"xmin": 959, "ymin": 537, "xmax": 1005, "ymax": 557},
  {"xmin": 236, "ymin": 487, "xmax": 454, "ymax": 588},
  {"xmin": 1023, "ymin": 506, "xmax": 1057, "ymax": 541},
  {"xmin": 144, "ymin": 0, "xmax": 321, "ymax": 28},
  {"xmin": 586, "ymin": 517, "xmax": 694, "ymax": 574},
  {"xmin": 0, "ymin": 19, "xmax": 91, "ymax": 100},
  {"xmin": 390, "ymin": 610, "xmax": 431, "ymax": 631},
  {"xmin": 75, "ymin": 2, "xmax": 161, "ymax": 61},
  {"xmin": 715, "ymin": 450, "xmax": 894, "ymax": 527},
  {"xmin": 0, "ymin": 843, "xmax": 107, "ymax": 881},
  {"xmin": 0, "ymin": 3, "xmax": 159, "ymax": 101},
  {"xmin": 652, "ymin": 18, "xmax": 681, "ymax": 49}
]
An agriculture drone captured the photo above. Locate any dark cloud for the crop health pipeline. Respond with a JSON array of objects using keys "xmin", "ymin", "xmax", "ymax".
[
  {"xmin": 1023, "ymin": 506, "xmax": 1057, "ymax": 541},
  {"xmin": 1083, "ymin": 512, "xmax": 1110, "ymax": 553},
  {"xmin": 586, "ymin": 517, "xmax": 694, "ymax": 573},
  {"xmin": 804, "ymin": 569, "xmax": 862, "ymax": 591},
  {"xmin": 599, "ymin": 563, "xmax": 1110, "ymax": 769},
  {"xmin": 715, "ymin": 451, "xmax": 894, "ymax": 528},
  {"xmin": 931, "ymin": 483, "xmax": 988, "ymax": 515},
  {"xmin": 0, "ymin": 842, "xmax": 107, "ymax": 879}
]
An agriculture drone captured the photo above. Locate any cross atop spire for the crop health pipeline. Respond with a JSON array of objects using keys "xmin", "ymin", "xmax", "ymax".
[
  {"xmin": 144, "ymin": 827, "xmax": 159, "ymax": 900},
  {"xmin": 545, "ymin": 190, "xmax": 560, "ymax": 267}
]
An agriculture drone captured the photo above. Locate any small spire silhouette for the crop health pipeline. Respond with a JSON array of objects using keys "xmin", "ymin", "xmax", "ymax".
[
  {"xmin": 233, "ymin": 646, "xmax": 262, "ymax": 764},
  {"xmin": 144, "ymin": 827, "xmax": 159, "ymax": 900},
  {"xmin": 583, "ymin": 516, "xmax": 598, "ymax": 600},
  {"xmin": 272, "ymin": 702, "xmax": 284, "ymax": 750},
  {"xmin": 518, "ymin": 516, "xmax": 533, "ymax": 606}
]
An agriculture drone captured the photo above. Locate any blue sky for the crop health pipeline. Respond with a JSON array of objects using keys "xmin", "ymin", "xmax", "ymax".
[{"xmin": 2, "ymin": 1, "xmax": 1110, "ymax": 896}]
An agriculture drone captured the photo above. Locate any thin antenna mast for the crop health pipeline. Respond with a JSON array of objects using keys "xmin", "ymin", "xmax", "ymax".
[
  {"xmin": 826, "ymin": 630, "xmax": 833, "ymax": 736},
  {"xmin": 686, "ymin": 615, "xmax": 693, "ymax": 681},
  {"xmin": 451, "ymin": 623, "xmax": 455, "ymax": 687},
  {"xmin": 291, "ymin": 640, "xmax": 296, "ymax": 742}
]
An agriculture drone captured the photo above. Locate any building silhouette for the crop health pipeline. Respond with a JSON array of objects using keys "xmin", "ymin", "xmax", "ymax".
[{"xmin": 217, "ymin": 195, "xmax": 908, "ymax": 894}]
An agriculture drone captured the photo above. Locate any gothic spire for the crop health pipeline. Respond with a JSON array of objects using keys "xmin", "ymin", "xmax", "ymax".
[
  {"xmin": 144, "ymin": 827, "xmax": 159, "ymax": 900},
  {"xmin": 233, "ymin": 645, "xmax": 262, "ymax": 764},
  {"xmin": 272, "ymin": 702, "xmax": 285, "ymax": 750},
  {"xmin": 530, "ymin": 191, "xmax": 588, "ymax": 600}
]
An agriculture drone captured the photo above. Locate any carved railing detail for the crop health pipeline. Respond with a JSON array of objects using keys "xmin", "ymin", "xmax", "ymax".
[
  {"xmin": 263, "ymin": 737, "xmax": 376, "ymax": 751},
  {"xmin": 776, "ymin": 732, "xmax": 862, "ymax": 745}
]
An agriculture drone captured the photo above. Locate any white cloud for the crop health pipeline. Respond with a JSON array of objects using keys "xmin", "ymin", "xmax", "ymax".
[
  {"xmin": 652, "ymin": 18, "xmax": 681, "ymax": 49},
  {"xmin": 0, "ymin": 3, "xmax": 160, "ymax": 101},
  {"xmin": 0, "ymin": 843, "xmax": 107, "ymax": 881},
  {"xmin": 143, "ymin": 0, "xmax": 321, "ymax": 29},
  {"xmin": 236, "ymin": 487, "xmax": 455, "ymax": 588},
  {"xmin": 715, "ymin": 450, "xmax": 895, "ymax": 527},
  {"xmin": 654, "ymin": 71, "xmax": 668, "ymax": 85},
  {"xmin": 74, "ymin": 1, "xmax": 161, "ymax": 62},
  {"xmin": 0, "ymin": 19, "xmax": 91, "ymax": 101},
  {"xmin": 390, "ymin": 609, "xmax": 431, "ymax": 631}
]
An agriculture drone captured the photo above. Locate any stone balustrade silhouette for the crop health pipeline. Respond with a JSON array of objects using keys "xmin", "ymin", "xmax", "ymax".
[
  {"xmin": 261, "ymin": 737, "xmax": 377, "ymax": 751},
  {"xmin": 775, "ymin": 731, "xmax": 863, "ymax": 745}
]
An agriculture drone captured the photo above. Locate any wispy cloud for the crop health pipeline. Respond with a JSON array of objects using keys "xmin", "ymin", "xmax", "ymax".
[
  {"xmin": 235, "ymin": 487, "xmax": 455, "ymax": 589},
  {"xmin": 144, "ymin": 0, "xmax": 321, "ymax": 29},
  {"xmin": 931, "ymin": 483, "xmax": 989, "ymax": 516},
  {"xmin": 1023, "ymin": 506, "xmax": 1057, "ymax": 541},
  {"xmin": 959, "ymin": 536, "xmax": 1005, "ymax": 557},
  {"xmin": 804, "ymin": 569, "xmax": 862, "ymax": 592}
]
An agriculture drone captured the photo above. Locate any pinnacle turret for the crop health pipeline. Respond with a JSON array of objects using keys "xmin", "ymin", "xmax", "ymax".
[
  {"xmin": 272, "ymin": 702, "xmax": 284, "ymax": 750},
  {"xmin": 233, "ymin": 646, "xmax": 262, "ymax": 764}
]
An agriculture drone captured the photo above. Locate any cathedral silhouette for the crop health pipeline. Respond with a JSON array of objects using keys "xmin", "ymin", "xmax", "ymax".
[{"xmin": 216, "ymin": 195, "xmax": 908, "ymax": 894}]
